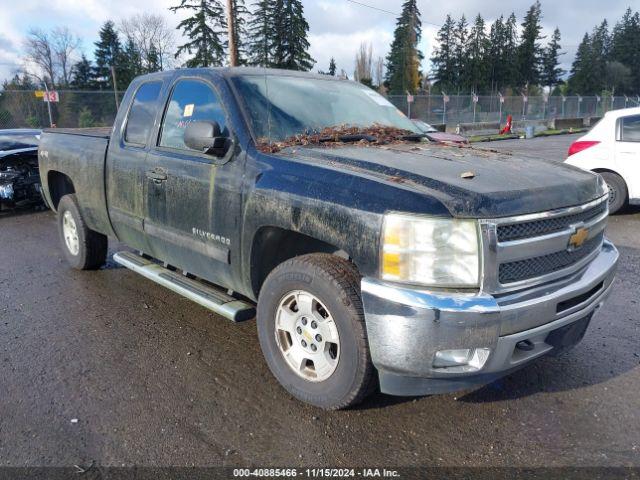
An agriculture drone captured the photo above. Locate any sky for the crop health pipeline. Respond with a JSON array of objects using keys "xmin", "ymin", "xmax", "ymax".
[{"xmin": 0, "ymin": 0, "xmax": 635, "ymax": 86}]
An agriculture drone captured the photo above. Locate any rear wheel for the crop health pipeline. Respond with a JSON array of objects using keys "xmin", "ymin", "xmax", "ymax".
[
  {"xmin": 599, "ymin": 172, "xmax": 628, "ymax": 214},
  {"xmin": 257, "ymin": 254, "xmax": 375, "ymax": 410},
  {"xmin": 57, "ymin": 194, "xmax": 108, "ymax": 270}
]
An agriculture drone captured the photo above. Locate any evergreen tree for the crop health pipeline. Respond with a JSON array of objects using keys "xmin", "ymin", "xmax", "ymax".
[
  {"xmin": 385, "ymin": 0, "xmax": 423, "ymax": 94},
  {"xmin": 466, "ymin": 14, "xmax": 489, "ymax": 93},
  {"xmin": 541, "ymin": 28, "xmax": 565, "ymax": 88},
  {"xmin": 568, "ymin": 33, "xmax": 595, "ymax": 94},
  {"xmin": 610, "ymin": 8, "xmax": 640, "ymax": 91},
  {"xmin": 503, "ymin": 13, "xmax": 520, "ymax": 88},
  {"xmin": 147, "ymin": 45, "xmax": 161, "ymax": 73},
  {"xmin": 486, "ymin": 15, "xmax": 505, "ymax": 92},
  {"xmin": 170, "ymin": 0, "xmax": 227, "ymax": 67},
  {"xmin": 71, "ymin": 55, "xmax": 94, "ymax": 89},
  {"xmin": 328, "ymin": 58, "xmax": 337, "ymax": 76},
  {"xmin": 271, "ymin": 0, "xmax": 315, "ymax": 71},
  {"xmin": 431, "ymin": 14, "xmax": 457, "ymax": 91},
  {"xmin": 452, "ymin": 15, "xmax": 469, "ymax": 92},
  {"xmin": 247, "ymin": 0, "xmax": 276, "ymax": 67},
  {"xmin": 230, "ymin": 0, "xmax": 250, "ymax": 65},
  {"xmin": 120, "ymin": 36, "xmax": 143, "ymax": 87},
  {"xmin": 517, "ymin": 1, "xmax": 544, "ymax": 87},
  {"xmin": 93, "ymin": 21, "xmax": 122, "ymax": 89}
]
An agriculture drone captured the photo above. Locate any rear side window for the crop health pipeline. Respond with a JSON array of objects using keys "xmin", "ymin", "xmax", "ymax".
[
  {"xmin": 621, "ymin": 115, "xmax": 640, "ymax": 142},
  {"xmin": 159, "ymin": 79, "xmax": 227, "ymax": 151},
  {"xmin": 124, "ymin": 82, "xmax": 163, "ymax": 145}
]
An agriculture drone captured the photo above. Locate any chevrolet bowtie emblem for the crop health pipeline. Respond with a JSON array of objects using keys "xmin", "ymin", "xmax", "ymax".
[{"xmin": 569, "ymin": 227, "xmax": 589, "ymax": 250}]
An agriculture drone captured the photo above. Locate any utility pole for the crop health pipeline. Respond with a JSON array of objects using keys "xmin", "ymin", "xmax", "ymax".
[
  {"xmin": 226, "ymin": 0, "xmax": 238, "ymax": 67},
  {"xmin": 110, "ymin": 65, "xmax": 120, "ymax": 110},
  {"xmin": 42, "ymin": 81, "xmax": 54, "ymax": 128}
]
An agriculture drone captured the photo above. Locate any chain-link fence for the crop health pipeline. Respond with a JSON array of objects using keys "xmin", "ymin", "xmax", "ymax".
[
  {"xmin": 0, "ymin": 90, "xmax": 125, "ymax": 129},
  {"xmin": 388, "ymin": 94, "xmax": 640, "ymax": 126},
  {"xmin": 2, "ymin": 89, "xmax": 640, "ymax": 130}
]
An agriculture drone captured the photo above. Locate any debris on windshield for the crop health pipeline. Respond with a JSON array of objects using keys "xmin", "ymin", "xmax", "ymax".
[{"xmin": 256, "ymin": 125, "xmax": 422, "ymax": 154}]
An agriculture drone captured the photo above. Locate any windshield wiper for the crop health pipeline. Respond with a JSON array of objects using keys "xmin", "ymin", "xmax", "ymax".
[{"xmin": 319, "ymin": 133, "xmax": 377, "ymax": 143}]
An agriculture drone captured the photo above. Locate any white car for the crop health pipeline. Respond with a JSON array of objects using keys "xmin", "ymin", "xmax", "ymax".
[{"xmin": 565, "ymin": 106, "xmax": 640, "ymax": 213}]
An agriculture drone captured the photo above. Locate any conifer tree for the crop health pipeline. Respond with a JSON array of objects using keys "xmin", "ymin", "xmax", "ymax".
[
  {"xmin": 452, "ymin": 15, "xmax": 469, "ymax": 92},
  {"xmin": 610, "ymin": 8, "xmax": 640, "ymax": 91},
  {"xmin": 93, "ymin": 21, "xmax": 122, "ymax": 89},
  {"xmin": 466, "ymin": 14, "xmax": 489, "ymax": 93},
  {"xmin": 431, "ymin": 15, "xmax": 456, "ymax": 91},
  {"xmin": 568, "ymin": 33, "xmax": 595, "ymax": 94},
  {"xmin": 328, "ymin": 58, "xmax": 337, "ymax": 76},
  {"xmin": 271, "ymin": 0, "xmax": 315, "ymax": 71},
  {"xmin": 541, "ymin": 28, "xmax": 565, "ymax": 88},
  {"xmin": 71, "ymin": 55, "xmax": 94, "ymax": 89},
  {"xmin": 517, "ymin": 1, "xmax": 544, "ymax": 87},
  {"xmin": 247, "ymin": 0, "xmax": 276, "ymax": 67},
  {"xmin": 503, "ymin": 13, "xmax": 520, "ymax": 88},
  {"xmin": 170, "ymin": 0, "xmax": 227, "ymax": 67},
  {"xmin": 229, "ymin": 0, "xmax": 250, "ymax": 65},
  {"xmin": 385, "ymin": 0, "xmax": 423, "ymax": 94}
]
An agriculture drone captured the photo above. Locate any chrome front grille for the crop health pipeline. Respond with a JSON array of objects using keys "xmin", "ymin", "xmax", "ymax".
[
  {"xmin": 497, "ymin": 200, "xmax": 607, "ymax": 242},
  {"xmin": 481, "ymin": 196, "xmax": 609, "ymax": 294},
  {"xmin": 498, "ymin": 232, "xmax": 605, "ymax": 284}
]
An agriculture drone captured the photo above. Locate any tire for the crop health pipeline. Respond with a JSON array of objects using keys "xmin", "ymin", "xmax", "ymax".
[
  {"xmin": 257, "ymin": 254, "xmax": 376, "ymax": 410},
  {"xmin": 57, "ymin": 194, "xmax": 108, "ymax": 270},
  {"xmin": 600, "ymin": 171, "xmax": 628, "ymax": 214}
]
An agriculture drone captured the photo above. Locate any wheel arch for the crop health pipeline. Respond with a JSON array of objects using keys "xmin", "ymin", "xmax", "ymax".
[
  {"xmin": 46, "ymin": 170, "xmax": 76, "ymax": 211},
  {"xmin": 249, "ymin": 226, "xmax": 353, "ymax": 300}
]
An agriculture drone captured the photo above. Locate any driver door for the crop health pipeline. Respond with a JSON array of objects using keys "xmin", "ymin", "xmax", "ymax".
[{"xmin": 143, "ymin": 75, "xmax": 244, "ymax": 289}]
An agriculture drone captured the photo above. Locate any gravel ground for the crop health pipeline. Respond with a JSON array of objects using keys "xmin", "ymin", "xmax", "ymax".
[{"xmin": 0, "ymin": 134, "xmax": 639, "ymax": 470}]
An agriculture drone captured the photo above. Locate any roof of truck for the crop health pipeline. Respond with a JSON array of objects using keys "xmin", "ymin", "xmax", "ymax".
[{"xmin": 136, "ymin": 67, "xmax": 347, "ymax": 83}]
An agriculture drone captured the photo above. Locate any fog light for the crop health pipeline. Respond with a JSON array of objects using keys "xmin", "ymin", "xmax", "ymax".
[{"xmin": 433, "ymin": 348, "xmax": 491, "ymax": 370}]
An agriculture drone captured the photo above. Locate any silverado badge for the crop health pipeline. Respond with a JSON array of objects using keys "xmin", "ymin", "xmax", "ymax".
[{"xmin": 568, "ymin": 227, "xmax": 589, "ymax": 250}]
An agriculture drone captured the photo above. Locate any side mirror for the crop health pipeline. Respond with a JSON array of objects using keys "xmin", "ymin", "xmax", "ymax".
[{"xmin": 184, "ymin": 121, "xmax": 231, "ymax": 158}]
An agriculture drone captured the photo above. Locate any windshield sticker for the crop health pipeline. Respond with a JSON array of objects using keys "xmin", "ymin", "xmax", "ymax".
[
  {"xmin": 363, "ymin": 90, "xmax": 394, "ymax": 107},
  {"xmin": 183, "ymin": 104, "xmax": 195, "ymax": 117}
]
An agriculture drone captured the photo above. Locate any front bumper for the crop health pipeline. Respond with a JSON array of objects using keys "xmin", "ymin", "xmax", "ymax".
[{"xmin": 361, "ymin": 240, "xmax": 619, "ymax": 396}]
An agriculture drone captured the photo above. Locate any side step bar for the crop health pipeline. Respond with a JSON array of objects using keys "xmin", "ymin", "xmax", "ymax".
[{"xmin": 113, "ymin": 251, "xmax": 255, "ymax": 322}]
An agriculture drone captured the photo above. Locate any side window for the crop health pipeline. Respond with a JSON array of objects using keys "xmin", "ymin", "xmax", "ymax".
[
  {"xmin": 124, "ymin": 82, "xmax": 162, "ymax": 145},
  {"xmin": 621, "ymin": 115, "xmax": 640, "ymax": 142},
  {"xmin": 159, "ymin": 79, "xmax": 227, "ymax": 151}
]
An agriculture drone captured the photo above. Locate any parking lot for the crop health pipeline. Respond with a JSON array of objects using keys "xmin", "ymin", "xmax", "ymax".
[{"xmin": 1, "ymin": 134, "xmax": 639, "ymax": 469}]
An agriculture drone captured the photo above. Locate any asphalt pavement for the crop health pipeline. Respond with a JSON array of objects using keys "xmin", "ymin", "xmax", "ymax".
[{"xmin": 1, "ymin": 134, "xmax": 639, "ymax": 470}]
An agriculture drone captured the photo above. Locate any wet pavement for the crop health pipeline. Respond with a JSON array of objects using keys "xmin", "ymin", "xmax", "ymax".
[{"xmin": 0, "ymin": 135, "xmax": 639, "ymax": 468}]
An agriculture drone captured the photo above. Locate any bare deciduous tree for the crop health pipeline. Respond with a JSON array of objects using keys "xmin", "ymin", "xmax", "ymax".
[
  {"xmin": 52, "ymin": 27, "xmax": 80, "ymax": 87},
  {"xmin": 374, "ymin": 56, "xmax": 385, "ymax": 89},
  {"xmin": 24, "ymin": 29, "xmax": 56, "ymax": 86},
  {"xmin": 354, "ymin": 42, "xmax": 373, "ymax": 85},
  {"xmin": 120, "ymin": 13, "xmax": 175, "ymax": 71}
]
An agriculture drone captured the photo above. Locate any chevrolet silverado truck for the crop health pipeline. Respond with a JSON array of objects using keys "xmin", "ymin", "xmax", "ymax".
[{"xmin": 38, "ymin": 68, "xmax": 619, "ymax": 409}]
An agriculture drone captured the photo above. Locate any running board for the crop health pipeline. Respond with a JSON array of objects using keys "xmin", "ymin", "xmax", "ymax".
[{"xmin": 113, "ymin": 251, "xmax": 255, "ymax": 322}]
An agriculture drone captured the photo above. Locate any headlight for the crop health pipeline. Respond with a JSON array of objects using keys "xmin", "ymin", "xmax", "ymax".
[{"xmin": 381, "ymin": 213, "xmax": 481, "ymax": 288}]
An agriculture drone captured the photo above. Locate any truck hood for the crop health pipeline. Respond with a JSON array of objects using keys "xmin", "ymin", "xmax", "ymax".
[{"xmin": 278, "ymin": 143, "xmax": 607, "ymax": 218}]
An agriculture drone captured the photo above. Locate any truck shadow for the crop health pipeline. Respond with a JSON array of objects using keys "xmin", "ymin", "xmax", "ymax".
[{"xmin": 0, "ymin": 204, "xmax": 47, "ymax": 218}]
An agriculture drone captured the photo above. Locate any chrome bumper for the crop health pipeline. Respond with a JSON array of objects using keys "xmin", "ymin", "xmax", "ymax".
[{"xmin": 361, "ymin": 240, "xmax": 619, "ymax": 396}]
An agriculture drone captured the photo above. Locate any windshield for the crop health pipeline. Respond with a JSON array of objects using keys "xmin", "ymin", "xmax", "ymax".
[{"xmin": 232, "ymin": 75, "xmax": 420, "ymax": 143}]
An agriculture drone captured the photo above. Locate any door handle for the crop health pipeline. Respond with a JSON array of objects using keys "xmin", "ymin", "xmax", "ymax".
[{"xmin": 146, "ymin": 167, "xmax": 168, "ymax": 183}]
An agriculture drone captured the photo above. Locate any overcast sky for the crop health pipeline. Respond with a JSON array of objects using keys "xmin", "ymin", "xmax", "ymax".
[{"xmin": 0, "ymin": 0, "xmax": 634, "ymax": 86}]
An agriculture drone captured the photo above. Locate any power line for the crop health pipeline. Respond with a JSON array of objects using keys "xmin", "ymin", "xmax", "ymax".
[{"xmin": 344, "ymin": 0, "xmax": 443, "ymax": 27}]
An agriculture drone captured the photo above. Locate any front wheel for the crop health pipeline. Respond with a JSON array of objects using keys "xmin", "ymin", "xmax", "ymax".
[
  {"xmin": 57, "ymin": 194, "xmax": 108, "ymax": 270},
  {"xmin": 257, "ymin": 254, "xmax": 376, "ymax": 409},
  {"xmin": 600, "ymin": 171, "xmax": 628, "ymax": 214}
]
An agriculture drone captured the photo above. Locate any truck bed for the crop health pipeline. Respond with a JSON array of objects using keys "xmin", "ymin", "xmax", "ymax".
[
  {"xmin": 43, "ymin": 127, "xmax": 111, "ymax": 139},
  {"xmin": 39, "ymin": 127, "xmax": 114, "ymax": 237}
]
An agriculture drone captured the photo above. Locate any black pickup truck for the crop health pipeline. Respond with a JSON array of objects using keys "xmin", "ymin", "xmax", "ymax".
[{"xmin": 39, "ymin": 68, "xmax": 618, "ymax": 409}]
